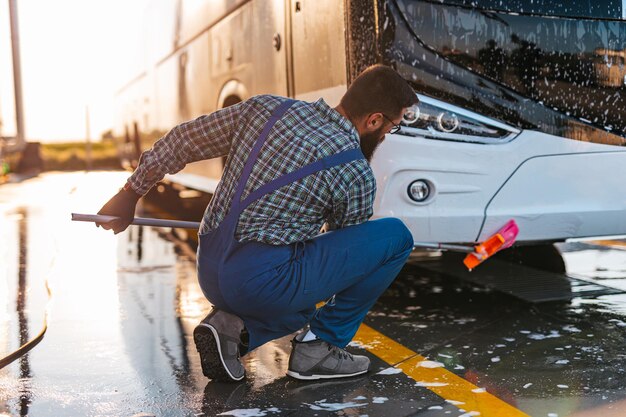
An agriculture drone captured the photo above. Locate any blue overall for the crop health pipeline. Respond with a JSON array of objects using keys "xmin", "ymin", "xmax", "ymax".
[{"xmin": 197, "ymin": 99, "xmax": 414, "ymax": 351}]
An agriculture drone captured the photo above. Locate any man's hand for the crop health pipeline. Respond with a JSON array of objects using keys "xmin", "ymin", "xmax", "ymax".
[{"xmin": 96, "ymin": 185, "xmax": 141, "ymax": 234}]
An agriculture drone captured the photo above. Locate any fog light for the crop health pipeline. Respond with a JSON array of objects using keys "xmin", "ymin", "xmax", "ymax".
[{"xmin": 408, "ymin": 180, "xmax": 430, "ymax": 202}]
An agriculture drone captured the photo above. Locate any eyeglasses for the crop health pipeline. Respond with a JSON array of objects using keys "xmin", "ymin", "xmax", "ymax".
[{"xmin": 381, "ymin": 113, "xmax": 402, "ymax": 134}]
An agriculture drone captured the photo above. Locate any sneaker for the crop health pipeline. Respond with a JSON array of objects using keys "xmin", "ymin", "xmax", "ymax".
[
  {"xmin": 193, "ymin": 308, "xmax": 246, "ymax": 382},
  {"xmin": 287, "ymin": 333, "xmax": 370, "ymax": 380}
]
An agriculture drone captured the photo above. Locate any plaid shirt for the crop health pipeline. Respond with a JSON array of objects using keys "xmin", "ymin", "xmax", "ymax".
[{"xmin": 127, "ymin": 94, "xmax": 376, "ymax": 245}]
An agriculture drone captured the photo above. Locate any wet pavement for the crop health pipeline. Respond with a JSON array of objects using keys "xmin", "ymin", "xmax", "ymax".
[{"xmin": 1, "ymin": 171, "xmax": 626, "ymax": 417}]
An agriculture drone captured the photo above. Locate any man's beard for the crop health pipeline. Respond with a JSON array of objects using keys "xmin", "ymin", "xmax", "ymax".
[{"xmin": 359, "ymin": 127, "xmax": 386, "ymax": 162}]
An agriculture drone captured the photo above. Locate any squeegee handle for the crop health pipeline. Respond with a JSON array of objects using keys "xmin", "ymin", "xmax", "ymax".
[
  {"xmin": 413, "ymin": 241, "xmax": 474, "ymax": 253},
  {"xmin": 71, "ymin": 213, "xmax": 201, "ymax": 230}
]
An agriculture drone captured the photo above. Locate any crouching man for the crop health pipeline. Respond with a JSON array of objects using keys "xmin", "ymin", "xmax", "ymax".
[{"xmin": 97, "ymin": 65, "xmax": 417, "ymax": 381}]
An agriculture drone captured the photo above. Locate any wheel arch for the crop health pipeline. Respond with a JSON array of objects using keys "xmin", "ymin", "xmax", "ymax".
[{"xmin": 216, "ymin": 80, "xmax": 248, "ymax": 109}]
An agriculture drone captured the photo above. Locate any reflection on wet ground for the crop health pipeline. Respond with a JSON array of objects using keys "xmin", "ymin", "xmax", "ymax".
[{"xmin": 1, "ymin": 172, "xmax": 626, "ymax": 416}]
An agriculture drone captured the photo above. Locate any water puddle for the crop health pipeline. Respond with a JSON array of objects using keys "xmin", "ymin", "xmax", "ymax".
[
  {"xmin": 216, "ymin": 408, "xmax": 281, "ymax": 417},
  {"xmin": 304, "ymin": 399, "xmax": 368, "ymax": 411}
]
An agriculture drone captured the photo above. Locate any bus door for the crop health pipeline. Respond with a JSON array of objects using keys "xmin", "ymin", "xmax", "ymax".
[
  {"xmin": 247, "ymin": 1, "xmax": 289, "ymax": 97},
  {"xmin": 288, "ymin": 0, "xmax": 348, "ymax": 105}
]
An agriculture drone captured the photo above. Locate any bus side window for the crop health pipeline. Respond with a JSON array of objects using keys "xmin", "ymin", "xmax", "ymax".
[{"xmin": 441, "ymin": 0, "xmax": 623, "ymax": 20}]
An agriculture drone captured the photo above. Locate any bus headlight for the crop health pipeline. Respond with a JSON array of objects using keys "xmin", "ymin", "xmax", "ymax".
[
  {"xmin": 401, "ymin": 94, "xmax": 520, "ymax": 144},
  {"xmin": 437, "ymin": 111, "xmax": 459, "ymax": 133}
]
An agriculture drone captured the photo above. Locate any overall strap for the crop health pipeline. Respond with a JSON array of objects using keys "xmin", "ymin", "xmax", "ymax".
[
  {"xmin": 239, "ymin": 148, "xmax": 365, "ymax": 212},
  {"xmin": 231, "ymin": 99, "xmax": 296, "ymax": 212}
]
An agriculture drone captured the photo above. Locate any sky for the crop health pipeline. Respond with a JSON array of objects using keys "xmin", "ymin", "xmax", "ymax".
[{"xmin": 0, "ymin": 0, "xmax": 148, "ymax": 142}]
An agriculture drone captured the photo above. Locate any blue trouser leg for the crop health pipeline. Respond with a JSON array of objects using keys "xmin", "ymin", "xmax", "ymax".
[
  {"xmin": 216, "ymin": 217, "xmax": 413, "ymax": 350},
  {"xmin": 303, "ymin": 217, "xmax": 414, "ymax": 347}
]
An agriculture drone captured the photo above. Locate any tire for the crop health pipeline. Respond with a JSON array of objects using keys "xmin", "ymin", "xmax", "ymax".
[{"xmin": 495, "ymin": 243, "xmax": 566, "ymax": 273}]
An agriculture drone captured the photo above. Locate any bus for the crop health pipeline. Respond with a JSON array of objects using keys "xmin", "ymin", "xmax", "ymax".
[{"xmin": 114, "ymin": 0, "xmax": 626, "ymax": 262}]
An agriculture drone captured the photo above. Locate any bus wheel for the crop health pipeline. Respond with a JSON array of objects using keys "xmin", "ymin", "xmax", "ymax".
[{"xmin": 496, "ymin": 244, "xmax": 566, "ymax": 273}]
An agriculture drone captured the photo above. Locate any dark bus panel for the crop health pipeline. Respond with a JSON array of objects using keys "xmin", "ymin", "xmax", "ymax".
[{"xmin": 371, "ymin": 0, "xmax": 625, "ymax": 146}]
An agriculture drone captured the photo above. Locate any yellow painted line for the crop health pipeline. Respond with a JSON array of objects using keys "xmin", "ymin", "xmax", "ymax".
[
  {"xmin": 589, "ymin": 240, "xmax": 626, "ymax": 249},
  {"xmin": 355, "ymin": 324, "xmax": 530, "ymax": 417}
]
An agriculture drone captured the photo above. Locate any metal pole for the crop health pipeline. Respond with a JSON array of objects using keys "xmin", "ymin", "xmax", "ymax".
[
  {"xmin": 413, "ymin": 241, "xmax": 474, "ymax": 253},
  {"xmin": 71, "ymin": 213, "xmax": 202, "ymax": 230},
  {"xmin": 72, "ymin": 213, "xmax": 479, "ymax": 252},
  {"xmin": 9, "ymin": 0, "xmax": 25, "ymax": 147},
  {"xmin": 85, "ymin": 106, "xmax": 92, "ymax": 171}
]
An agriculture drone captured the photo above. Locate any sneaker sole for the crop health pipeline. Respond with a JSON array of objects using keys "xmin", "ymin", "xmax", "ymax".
[
  {"xmin": 193, "ymin": 324, "xmax": 245, "ymax": 382},
  {"xmin": 286, "ymin": 369, "xmax": 368, "ymax": 381}
]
